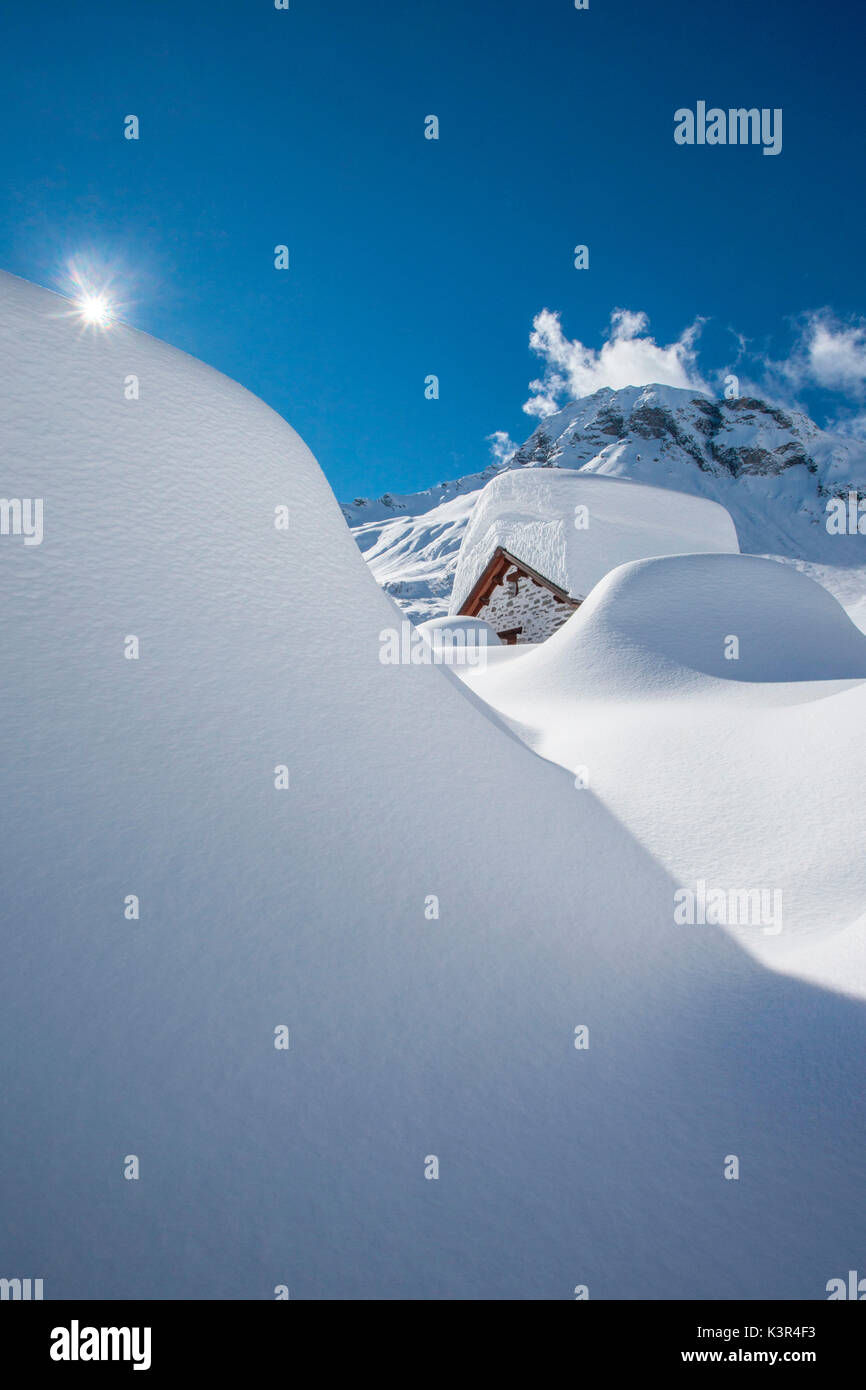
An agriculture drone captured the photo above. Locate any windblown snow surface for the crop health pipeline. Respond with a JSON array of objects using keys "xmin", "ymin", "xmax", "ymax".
[{"xmin": 2, "ymin": 270, "xmax": 866, "ymax": 1300}]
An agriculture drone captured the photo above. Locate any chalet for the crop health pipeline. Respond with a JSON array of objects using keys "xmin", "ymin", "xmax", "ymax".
[
  {"xmin": 456, "ymin": 545, "xmax": 580, "ymax": 644},
  {"xmin": 449, "ymin": 470, "xmax": 740, "ymax": 646}
]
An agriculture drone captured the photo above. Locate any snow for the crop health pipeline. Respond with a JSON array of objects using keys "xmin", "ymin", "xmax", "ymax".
[
  {"xmin": 449, "ymin": 470, "xmax": 739, "ymax": 613},
  {"xmin": 416, "ymin": 614, "xmax": 501, "ymax": 660},
  {"xmin": 2, "ymin": 269, "xmax": 866, "ymax": 1302}
]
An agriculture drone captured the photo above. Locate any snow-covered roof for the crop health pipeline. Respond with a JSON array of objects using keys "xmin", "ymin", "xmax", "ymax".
[{"xmin": 449, "ymin": 470, "xmax": 739, "ymax": 613}]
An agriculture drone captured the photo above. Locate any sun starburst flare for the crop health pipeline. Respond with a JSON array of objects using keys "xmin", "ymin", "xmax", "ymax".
[
  {"xmin": 76, "ymin": 291, "xmax": 114, "ymax": 327},
  {"xmin": 59, "ymin": 258, "xmax": 128, "ymax": 331}
]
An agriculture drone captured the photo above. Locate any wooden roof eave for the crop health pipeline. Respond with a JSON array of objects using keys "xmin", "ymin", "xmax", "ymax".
[{"xmin": 457, "ymin": 545, "xmax": 578, "ymax": 616}]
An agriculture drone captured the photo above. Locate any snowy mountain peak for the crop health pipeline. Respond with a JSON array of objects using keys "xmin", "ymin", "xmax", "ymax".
[{"xmin": 512, "ymin": 383, "xmax": 853, "ymax": 486}]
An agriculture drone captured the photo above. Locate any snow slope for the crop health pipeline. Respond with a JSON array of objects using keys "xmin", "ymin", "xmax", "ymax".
[
  {"xmin": 345, "ymin": 383, "xmax": 866, "ymax": 627},
  {"xmin": 450, "ymin": 470, "xmax": 739, "ymax": 613},
  {"xmin": 345, "ymin": 483, "xmax": 480, "ymax": 622},
  {"xmin": 2, "ymin": 270, "xmax": 866, "ymax": 1301}
]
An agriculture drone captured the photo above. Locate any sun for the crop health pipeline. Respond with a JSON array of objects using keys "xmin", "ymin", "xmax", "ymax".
[
  {"xmin": 62, "ymin": 257, "xmax": 127, "ymax": 330},
  {"xmin": 77, "ymin": 292, "xmax": 114, "ymax": 328}
]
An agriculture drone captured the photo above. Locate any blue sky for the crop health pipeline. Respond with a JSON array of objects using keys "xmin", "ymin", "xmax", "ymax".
[{"xmin": 1, "ymin": 0, "xmax": 864, "ymax": 500}]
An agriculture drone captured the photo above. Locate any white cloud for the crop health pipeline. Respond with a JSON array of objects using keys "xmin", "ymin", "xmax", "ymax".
[
  {"xmin": 486, "ymin": 429, "xmax": 518, "ymax": 467},
  {"xmin": 828, "ymin": 411, "xmax": 866, "ymax": 442},
  {"xmin": 780, "ymin": 312, "xmax": 866, "ymax": 396},
  {"xmin": 522, "ymin": 308, "xmax": 709, "ymax": 417}
]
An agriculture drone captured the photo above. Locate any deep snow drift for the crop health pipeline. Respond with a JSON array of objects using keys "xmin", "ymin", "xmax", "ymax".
[
  {"xmin": 449, "ymin": 470, "xmax": 739, "ymax": 612},
  {"xmin": 475, "ymin": 551, "xmax": 866, "ymax": 694},
  {"xmin": 459, "ymin": 553, "xmax": 866, "ymax": 962},
  {"xmin": 2, "ymin": 271, "xmax": 866, "ymax": 1301}
]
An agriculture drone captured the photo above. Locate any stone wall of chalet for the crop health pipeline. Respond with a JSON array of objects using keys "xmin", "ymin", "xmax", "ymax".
[{"xmin": 478, "ymin": 573, "xmax": 576, "ymax": 643}]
